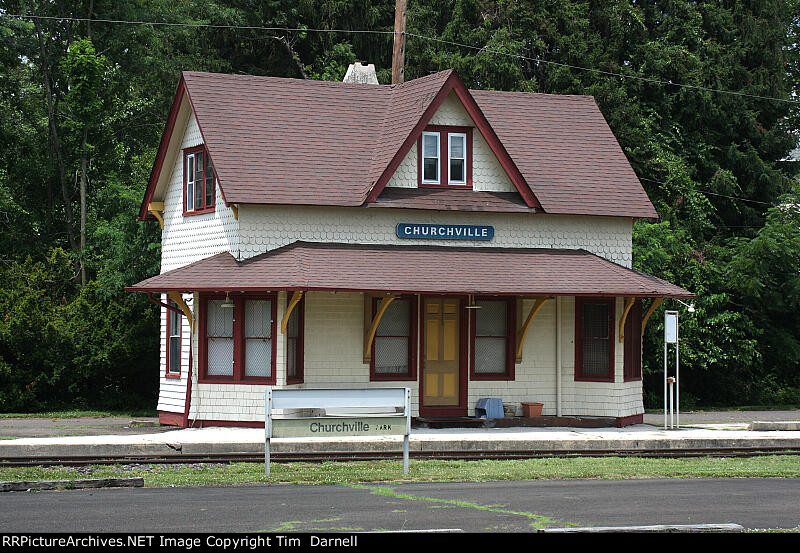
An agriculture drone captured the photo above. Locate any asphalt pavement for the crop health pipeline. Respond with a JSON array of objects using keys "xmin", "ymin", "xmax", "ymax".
[{"xmin": 1, "ymin": 478, "xmax": 798, "ymax": 532}]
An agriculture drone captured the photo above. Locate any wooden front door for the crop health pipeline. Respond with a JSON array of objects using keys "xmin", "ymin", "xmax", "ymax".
[{"xmin": 422, "ymin": 297, "xmax": 463, "ymax": 412}]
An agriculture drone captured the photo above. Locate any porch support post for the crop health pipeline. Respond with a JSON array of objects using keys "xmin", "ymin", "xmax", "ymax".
[
  {"xmin": 280, "ymin": 291, "xmax": 304, "ymax": 334},
  {"xmin": 363, "ymin": 295, "xmax": 398, "ymax": 362},
  {"xmin": 167, "ymin": 291, "xmax": 194, "ymax": 331},
  {"xmin": 618, "ymin": 297, "xmax": 635, "ymax": 343},
  {"xmin": 641, "ymin": 297, "xmax": 664, "ymax": 336},
  {"xmin": 556, "ymin": 296, "xmax": 562, "ymax": 417},
  {"xmin": 516, "ymin": 297, "xmax": 549, "ymax": 363}
]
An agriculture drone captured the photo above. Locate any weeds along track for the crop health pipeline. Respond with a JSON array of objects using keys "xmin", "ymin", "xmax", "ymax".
[{"xmin": 3, "ymin": 447, "xmax": 800, "ymax": 467}]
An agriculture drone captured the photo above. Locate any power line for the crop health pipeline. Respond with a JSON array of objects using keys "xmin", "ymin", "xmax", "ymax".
[
  {"xmin": 4, "ymin": 12, "xmax": 800, "ymax": 105},
  {"xmin": 639, "ymin": 177, "xmax": 772, "ymax": 206},
  {"xmin": 407, "ymin": 33, "xmax": 800, "ymax": 105}
]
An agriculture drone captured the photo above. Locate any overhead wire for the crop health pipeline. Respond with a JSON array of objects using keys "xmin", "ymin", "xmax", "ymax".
[{"xmin": 3, "ymin": 12, "xmax": 794, "ymax": 209}]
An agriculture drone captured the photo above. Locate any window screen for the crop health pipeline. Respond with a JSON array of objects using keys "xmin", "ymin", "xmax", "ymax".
[
  {"xmin": 244, "ymin": 299, "xmax": 272, "ymax": 378},
  {"xmin": 474, "ymin": 300, "xmax": 508, "ymax": 374},
  {"xmin": 581, "ymin": 302, "xmax": 611, "ymax": 377},
  {"xmin": 374, "ymin": 299, "xmax": 411, "ymax": 376},
  {"xmin": 206, "ymin": 300, "xmax": 234, "ymax": 376}
]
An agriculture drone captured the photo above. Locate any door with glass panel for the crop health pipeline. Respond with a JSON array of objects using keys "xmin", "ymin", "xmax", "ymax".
[{"xmin": 422, "ymin": 297, "xmax": 462, "ymax": 409}]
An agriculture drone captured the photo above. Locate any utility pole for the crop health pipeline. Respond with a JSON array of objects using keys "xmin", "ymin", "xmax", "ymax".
[{"xmin": 391, "ymin": 0, "xmax": 407, "ymax": 84}]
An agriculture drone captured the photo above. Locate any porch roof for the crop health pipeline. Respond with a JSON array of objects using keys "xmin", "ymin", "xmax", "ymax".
[{"xmin": 127, "ymin": 241, "xmax": 693, "ymax": 299}]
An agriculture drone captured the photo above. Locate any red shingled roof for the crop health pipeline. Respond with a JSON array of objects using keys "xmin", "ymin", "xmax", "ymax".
[
  {"xmin": 127, "ymin": 241, "xmax": 692, "ymax": 298},
  {"xmin": 140, "ymin": 69, "xmax": 657, "ymax": 220}
]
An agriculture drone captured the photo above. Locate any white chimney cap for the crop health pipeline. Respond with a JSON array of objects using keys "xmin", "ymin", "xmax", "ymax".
[{"xmin": 343, "ymin": 62, "xmax": 379, "ymax": 85}]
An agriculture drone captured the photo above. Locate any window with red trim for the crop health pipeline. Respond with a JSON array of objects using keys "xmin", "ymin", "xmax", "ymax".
[
  {"xmin": 623, "ymin": 299, "xmax": 643, "ymax": 381},
  {"xmin": 166, "ymin": 300, "xmax": 182, "ymax": 378},
  {"xmin": 575, "ymin": 297, "xmax": 616, "ymax": 382},
  {"xmin": 286, "ymin": 296, "xmax": 304, "ymax": 384},
  {"xmin": 418, "ymin": 126, "xmax": 472, "ymax": 188},
  {"xmin": 184, "ymin": 146, "xmax": 215, "ymax": 214},
  {"xmin": 370, "ymin": 296, "xmax": 417, "ymax": 381},
  {"xmin": 470, "ymin": 297, "xmax": 515, "ymax": 380},
  {"xmin": 199, "ymin": 295, "xmax": 276, "ymax": 384}
]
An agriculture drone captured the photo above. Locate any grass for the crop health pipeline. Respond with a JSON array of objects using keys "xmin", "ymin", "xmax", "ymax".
[
  {"xmin": 645, "ymin": 405, "xmax": 800, "ymax": 413},
  {"xmin": 2, "ymin": 455, "xmax": 800, "ymax": 488},
  {"xmin": 0, "ymin": 410, "xmax": 156, "ymax": 419}
]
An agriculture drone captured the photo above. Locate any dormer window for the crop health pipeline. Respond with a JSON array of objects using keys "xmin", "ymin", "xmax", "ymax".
[
  {"xmin": 418, "ymin": 126, "xmax": 472, "ymax": 188},
  {"xmin": 184, "ymin": 146, "xmax": 215, "ymax": 214},
  {"xmin": 421, "ymin": 132, "xmax": 440, "ymax": 184}
]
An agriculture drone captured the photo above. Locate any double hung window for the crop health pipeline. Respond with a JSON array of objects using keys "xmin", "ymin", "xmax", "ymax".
[
  {"xmin": 370, "ymin": 296, "xmax": 417, "ymax": 381},
  {"xmin": 470, "ymin": 298, "xmax": 515, "ymax": 380},
  {"xmin": 418, "ymin": 127, "xmax": 472, "ymax": 187},
  {"xmin": 184, "ymin": 147, "xmax": 215, "ymax": 214},
  {"xmin": 200, "ymin": 295, "xmax": 276, "ymax": 383},
  {"xmin": 575, "ymin": 297, "xmax": 616, "ymax": 382},
  {"xmin": 623, "ymin": 300, "xmax": 643, "ymax": 381},
  {"xmin": 286, "ymin": 296, "xmax": 305, "ymax": 384},
  {"xmin": 166, "ymin": 300, "xmax": 182, "ymax": 378}
]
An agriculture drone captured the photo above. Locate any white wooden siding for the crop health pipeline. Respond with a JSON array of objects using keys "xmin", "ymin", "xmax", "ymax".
[{"xmin": 239, "ymin": 207, "xmax": 633, "ymax": 267}]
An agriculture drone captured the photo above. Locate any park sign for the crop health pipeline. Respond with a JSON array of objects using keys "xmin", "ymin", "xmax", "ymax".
[
  {"xmin": 396, "ymin": 223, "xmax": 494, "ymax": 241},
  {"xmin": 265, "ymin": 388, "xmax": 411, "ymax": 475},
  {"xmin": 270, "ymin": 417, "xmax": 406, "ymax": 438}
]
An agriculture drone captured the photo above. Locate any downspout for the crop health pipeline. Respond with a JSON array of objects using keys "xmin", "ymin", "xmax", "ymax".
[{"xmin": 556, "ymin": 296, "xmax": 562, "ymax": 416}]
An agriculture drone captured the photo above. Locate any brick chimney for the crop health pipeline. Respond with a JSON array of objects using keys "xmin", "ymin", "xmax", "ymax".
[{"xmin": 342, "ymin": 62, "xmax": 379, "ymax": 84}]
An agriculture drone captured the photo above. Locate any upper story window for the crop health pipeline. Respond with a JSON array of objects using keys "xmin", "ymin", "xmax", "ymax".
[
  {"xmin": 184, "ymin": 146, "xmax": 215, "ymax": 214},
  {"xmin": 417, "ymin": 126, "xmax": 472, "ymax": 188}
]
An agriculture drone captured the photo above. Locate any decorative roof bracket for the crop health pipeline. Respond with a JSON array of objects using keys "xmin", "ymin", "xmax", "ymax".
[
  {"xmin": 281, "ymin": 291, "xmax": 304, "ymax": 334},
  {"xmin": 363, "ymin": 295, "xmax": 399, "ymax": 363},
  {"xmin": 516, "ymin": 297, "xmax": 550, "ymax": 363}
]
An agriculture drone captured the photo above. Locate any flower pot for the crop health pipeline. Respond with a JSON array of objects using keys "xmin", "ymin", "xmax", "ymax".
[{"xmin": 521, "ymin": 402, "xmax": 543, "ymax": 417}]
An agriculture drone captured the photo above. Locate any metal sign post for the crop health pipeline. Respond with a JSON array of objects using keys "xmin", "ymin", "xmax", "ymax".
[{"xmin": 664, "ymin": 310, "xmax": 679, "ymax": 429}]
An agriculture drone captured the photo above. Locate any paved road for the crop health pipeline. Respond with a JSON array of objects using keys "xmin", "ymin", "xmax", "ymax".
[
  {"xmin": 2, "ymin": 478, "xmax": 798, "ymax": 532},
  {"xmin": 643, "ymin": 410, "xmax": 800, "ymax": 426},
  {"xmin": 0, "ymin": 417, "xmax": 167, "ymax": 439}
]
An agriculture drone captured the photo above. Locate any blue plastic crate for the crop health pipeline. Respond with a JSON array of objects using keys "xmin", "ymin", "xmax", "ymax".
[{"xmin": 475, "ymin": 398, "xmax": 504, "ymax": 419}]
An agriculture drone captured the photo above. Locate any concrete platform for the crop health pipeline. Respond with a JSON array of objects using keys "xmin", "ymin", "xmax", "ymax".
[{"xmin": 2, "ymin": 423, "xmax": 800, "ymax": 459}]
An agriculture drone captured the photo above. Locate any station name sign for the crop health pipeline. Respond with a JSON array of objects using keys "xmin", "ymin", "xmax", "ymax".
[
  {"xmin": 396, "ymin": 223, "xmax": 494, "ymax": 241},
  {"xmin": 271, "ymin": 417, "xmax": 406, "ymax": 438}
]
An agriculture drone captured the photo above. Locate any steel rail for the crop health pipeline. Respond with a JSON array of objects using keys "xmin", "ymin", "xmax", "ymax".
[{"xmin": 2, "ymin": 447, "xmax": 800, "ymax": 467}]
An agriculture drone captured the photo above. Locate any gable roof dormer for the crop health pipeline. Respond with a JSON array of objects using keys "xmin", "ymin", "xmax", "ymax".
[{"xmin": 139, "ymin": 69, "xmax": 657, "ymax": 221}]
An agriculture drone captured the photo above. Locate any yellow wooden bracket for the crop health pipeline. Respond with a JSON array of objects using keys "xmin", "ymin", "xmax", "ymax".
[
  {"xmin": 280, "ymin": 291, "xmax": 304, "ymax": 334},
  {"xmin": 641, "ymin": 297, "xmax": 664, "ymax": 337},
  {"xmin": 148, "ymin": 202, "xmax": 165, "ymax": 230},
  {"xmin": 363, "ymin": 295, "xmax": 398, "ymax": 362},
  {"xmin": 230, "ymin": 204, "xmax": 239, "ymax": 220},
  {"xmin": 618, "ymin": 297, "xmax": 635, "ymax": 343},
  {"xmin": 515, "ymin": 297, "xmax": 549, "ymax": 363},
  {"xmin": 167, "ymin": 291, "xmax": 194, "ymax": 331}
]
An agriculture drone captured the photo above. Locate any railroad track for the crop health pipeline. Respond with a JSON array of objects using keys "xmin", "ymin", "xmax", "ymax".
[{"xmin": 3, "ymin": 447, "xmax": 800, "ymax": 467}]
